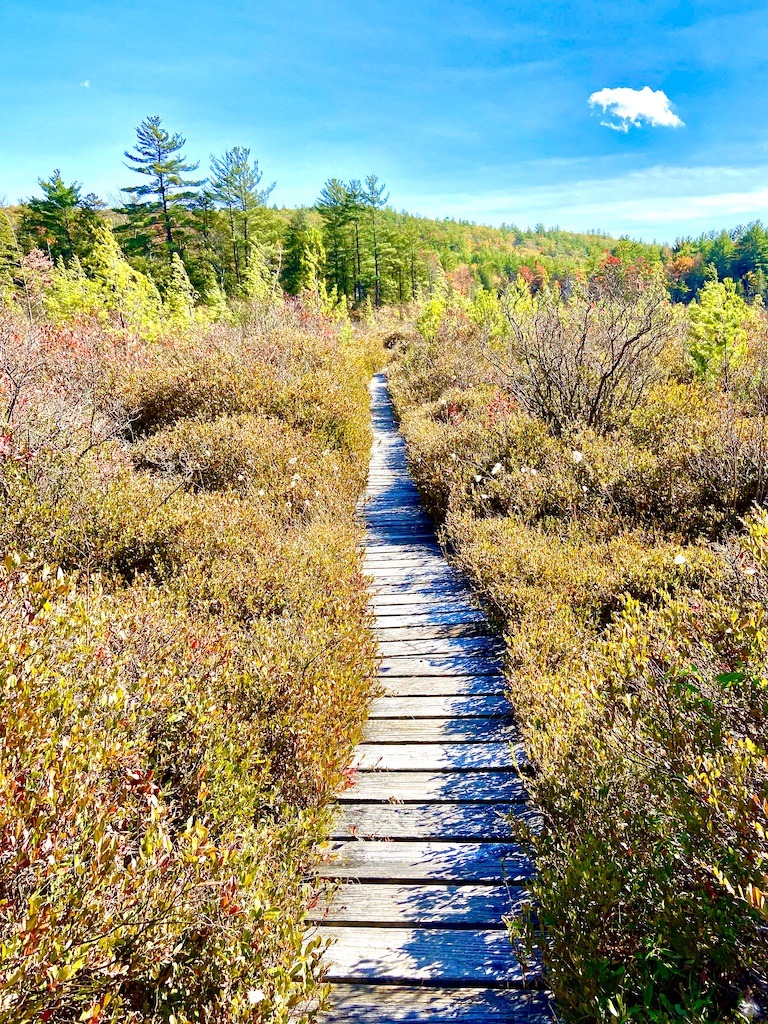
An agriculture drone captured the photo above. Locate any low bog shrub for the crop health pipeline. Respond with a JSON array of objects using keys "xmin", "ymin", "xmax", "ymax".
[
  {"xmin": 0, "ymin": 304, "xmax": 383, "ymax": 1022},
  {"xmin": 389, "ymin": 293, "xmax": 768, "ymax": 1023}
]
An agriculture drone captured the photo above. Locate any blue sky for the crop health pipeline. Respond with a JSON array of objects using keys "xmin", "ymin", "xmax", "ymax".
[{"xmin": 1, "ymin": 0, "xmax": 766, "ymax": 242}]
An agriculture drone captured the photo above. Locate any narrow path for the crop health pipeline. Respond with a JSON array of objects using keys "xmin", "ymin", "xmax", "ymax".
[{"xmin": 311, "ymin": 374, "xmax": 553, "ymax": 1023}]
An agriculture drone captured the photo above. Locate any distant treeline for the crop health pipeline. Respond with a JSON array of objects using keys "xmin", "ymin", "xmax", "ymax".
[{"xmin": 3, "ymin": 114, "xmax": 768, "ymax": 309}]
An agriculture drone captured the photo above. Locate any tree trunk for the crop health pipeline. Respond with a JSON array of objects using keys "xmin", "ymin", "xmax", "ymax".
[
  {"xmin": 159, "ymin": 174, "xmax": 174, "ymax": 252},
  {"xmin": 228, "ymin": 207, "xmax": 240, "ymax": 286},
  {"xmin": 372, "ymin": 211, "xmax": 380, "ymax": 306}
]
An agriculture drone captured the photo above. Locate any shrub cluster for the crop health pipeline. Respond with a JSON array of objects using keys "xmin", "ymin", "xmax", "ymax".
[
  {"xmin": 0, "ymin": 303, "xmax": 381, "ymax": 1022},
  {"xmin": 389, "ymin": 285, "xmax": 768, "ymax": 1023}
]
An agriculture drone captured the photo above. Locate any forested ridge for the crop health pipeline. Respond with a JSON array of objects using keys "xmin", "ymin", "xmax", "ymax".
[{"xmin": 4, "ymin": 115, "xmax": 768, "ymax": 316}]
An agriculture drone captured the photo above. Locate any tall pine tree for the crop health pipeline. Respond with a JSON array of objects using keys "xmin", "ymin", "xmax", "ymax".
[
  {"xmin": 121, "ymin": 116, "xmax": 204, "ymax": 263},
  {"xmin": 209, "ymin": 147, "xmax": 275, "ymax": 289},
  {"xmin": 364, "ymin": 174, "xmax": 389, "ymax": 306},
  {"xmin": 317, "ymin": 179, "xmax": 355, "ymax": 300}
]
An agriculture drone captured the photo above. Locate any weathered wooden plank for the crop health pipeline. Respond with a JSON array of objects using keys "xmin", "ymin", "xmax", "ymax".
[
  {"xmin": 365, "ymin": 493, "xmax": 422, "ymax": 501},
  {"xmin": 366, "ymin": 539, "xmax": 443, "ymax": 553},
  {"xmin": 372, "ymin": 622, "xmax": 493, "ymax": 642},
  {"xmin": 352, "ymin": 742, "xmax": 525, "ymax": 772},
  {"xmin": 373, "ymin": 608, "xmax": 486, "ymax": 626},
  {"xmin": 363, "ymin": 563, "xmax": 448, "ymax": 575},
  {"xmin": 364, "ymin": 490, "xmax": 423, "ymax": 500},
  {"xmin": 319, "ymin": 985, "xmax": 555, "ymax": 1023},
  {"xmin": 367, "ymin": 490, "xmax": 417, "ymax": 497},
  {"xmin": 370, "ymin": 594, "xmax": 473, "ymax": 609},
  {"xmin": 337, "ymin": 770, "xmax": 529, "ymax": 803},
  {"xmin": 366, "ymin": 538, "xmax": 438, "ymax": 548},
  {"xmin": 363, "ymin": 539, "xmax": 440, "ymax": 550},
  {"xmin": 363, "ymin": 544, "xmax": 442, "ymax": 557},
  {"xmin": 331, "ymin": 802, "xmax": 530, "ymax": 840},
  {"xmin": 364, "ymin": 562, "xmax": 460, "ymax": 576},
  {"xmin": 364, "ymin": 545, "xmax": 441, "ymax": 557},
  {"xmin": 369, "ymin": 587, "xmax": 468, "ymax": 602},
  {"xmin": 369, "ymin": 592, "xmax": 472, "ymax": 608},
  {"xmin": 309, "ymin": 883, "xmax": 527, "ymax": 925},
  {"xmin": 371, "ymin": 592, "xmax": 475, "ymax": 608},
  {"xmin": 369, "ymin": 583, "xmax": 470, "ymax": 600},
  {"xmin": 366, "ymin": 507, "xmax": 431, "ymax": 518},
  {"xmin": 366, "ymin": 536, "xmax": 437, "ymax": 547},
  {"xmin": 367, "ymin": 526, "xmax": 435, "ymax": 537},
  {"xmin": 316, "ymin": 926, "xmax": 538, "ymax": 984},
  {"xmin": 366, "ymin": 519, "xmax": 434, "ymax": 532},
  {"xmin": 376, "ymin": 637, "xmax": 504, "ymax": 658},
  {"xmin": 315, "ymin": 841, "xmax": 533, "ymax": 883},
  {"xmin": 363, "ymin": 562, "xmax": 448, "ymax": 574},
  {"xmin": 364, "ymin": 556, "xmax": 445, "ymax": 566},
  {"xmin": 367, "ymin": 487, "xmax": 418, "ymax": 495},
  {"xmin": 379, "ymin": 675, "xmax": 506, "ymax": 697},
  {"xmin": 379, "ymin": 656, "xmax": 503, "ymax": 677},
  {"xmin": 367, "ymin": 694, "xmax": 510, "ymax": 718},
  {"xmin": 362, "ymin": 717, "xmax": 515, "ymax": 743},
  {"xmin": 366, "ymin": 573, "xmax": 464, "ymax": 587}
]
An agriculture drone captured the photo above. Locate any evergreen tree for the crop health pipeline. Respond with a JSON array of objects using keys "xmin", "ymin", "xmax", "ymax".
[
  {"xmin": 346, "ymin": 179, "xmax": 367, "ymax": 303},
  {"xmin": 705, "ymin": 230, "xmax": 736, "ymax": 282},
  {"xmin": 163, "ymin": 252, "xmax": 197, "ymax": 325},
  {"xmin": 281, "ymin": 210, "xmax": 325, "ymax": 296},
  {"xmin": 122, "ymin": 116, "xmax": 204, "ymax": 261},
  {"xmin": 734, "ymin": 222, "xmax": 768, "ymax": 296},
  {"xmin": 364, "ymin": 174, "xmax": 389, "ymax": 306},
  {"xmin": 187, "ymin": 188, "xmax": 221, "ymax": 279},
  {"xmin": 402, "ymin": 217, "xmax": 423, "ymax": 300},
  {"xmin": 85, "ymin": 221, "xmax": 163, "ymax": 334},
  {"xmin": 381, "ymin": 216, "xmax": 414, "ymax": 305},
  {"xmin": 209, "ymin": 147, "xmax": 275, "ymax": 289},
  {"xmin": 316, "ymin": 179, "xmax": 354, "ymax": 300},
  {"xmin": 241, "ymin": 242, "xmax": 279, "ymax": 308},
  {"xmin": 688, "ymin": 277, "xmax": 760, "ymax": 378},
  {"xmin": 21, "ymin": 170, "xmax": 84, "ymax": 260}
]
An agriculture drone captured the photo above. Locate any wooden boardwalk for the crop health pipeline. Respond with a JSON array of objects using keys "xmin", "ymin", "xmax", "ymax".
[{"xmin": 311, "ymin": 374, "xmax": 553, "ymax": 1023}]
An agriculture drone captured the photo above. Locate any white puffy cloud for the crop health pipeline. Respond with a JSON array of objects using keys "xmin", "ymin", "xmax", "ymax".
[
  {"xmin": 588, "ymin": 86, "xmax": 684, "ymax": 132},
  {"xmin": 80, "ymin": 80, "xmax": 90, "ymax": 88}
]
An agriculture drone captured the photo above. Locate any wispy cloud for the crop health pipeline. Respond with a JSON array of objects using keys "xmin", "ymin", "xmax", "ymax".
[
  {"xmin": 588, "ymin": 86, "xmax": 683, "ymax": 132},
  {"xmin": 80, "ymin": 79, "xmax": 90, "ymax": 88},
  {"xmin": 397, "ymin": 163, "xmax": 768, "ymax": 241}
]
